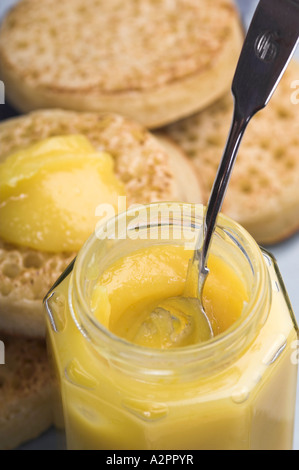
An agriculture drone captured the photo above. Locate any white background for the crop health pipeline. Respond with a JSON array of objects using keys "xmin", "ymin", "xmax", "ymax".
[{"xmin": 0, "ymin": 0, "xmax": 298, "ymax": 451}]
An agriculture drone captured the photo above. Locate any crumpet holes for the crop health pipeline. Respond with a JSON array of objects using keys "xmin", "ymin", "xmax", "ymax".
[
  {"xmin": 274, "ymin": 147, "xmax": 285, "ymax": 161},
  {"xmin": 240, "ymin": 181, "xmax": 253, "ymax": 194},
  {"xmin": 276, "ymin": 107, "xmax": 292, "ymax": 119},
  {"xmin": 23, "ymin": 253, "xmax": 43, "ymax": 269},
  {"xmin": 2, "ymin": 263, "xmax": 20, "ymax": 279},
  {"xmin": 285, "ymin": 159, "xmax": 296, "ymax": 170},
  {"xmin": 0, "ymin": 284, "xmax": 12, "ymax": 296}
]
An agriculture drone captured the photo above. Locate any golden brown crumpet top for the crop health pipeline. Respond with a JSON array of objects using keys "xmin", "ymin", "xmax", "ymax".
[
  {"xmin": 161, "ymin": 60, "xmax": 299, "ymax": 245},
  {"xmin": 0, "ymin": 0, "xmax": 243, "ymax": 127}
]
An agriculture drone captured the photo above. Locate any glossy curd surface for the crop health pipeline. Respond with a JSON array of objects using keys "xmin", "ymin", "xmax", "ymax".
[
  {"xmin": 91, "ymin": 245, "xmax": 249, "ymax": 347},
  {"xmin": 0, "ymin": 135, "xmax": 125, "ymax": 252}
]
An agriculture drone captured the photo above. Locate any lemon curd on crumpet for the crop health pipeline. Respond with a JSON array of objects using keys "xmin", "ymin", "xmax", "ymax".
[
  {"xmin": 44, "ymin": 203, "xmax": 298, "ymax": 450},
  {"xmin": 0, "ymin": 135, "xmax": 125, "ymax": 253}
]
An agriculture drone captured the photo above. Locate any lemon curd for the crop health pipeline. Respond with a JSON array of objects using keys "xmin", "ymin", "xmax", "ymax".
[
  {"xmin": 44, "ymin": 204, "xmax": 298, "ymax": 450},
  {"xmin": 91, "ymin": 246, "xmax": 249, "ymax": 348},
  {"xmin": 0, "ymin": 135, "xmax": 125, "ymax": 253}
]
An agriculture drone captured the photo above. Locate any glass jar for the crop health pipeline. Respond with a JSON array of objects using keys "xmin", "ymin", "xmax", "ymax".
[{"xmin": 44, "ymin": 203, "xmax": 298, "ymax": 450}]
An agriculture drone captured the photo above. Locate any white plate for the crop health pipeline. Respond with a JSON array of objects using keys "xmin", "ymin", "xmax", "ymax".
[{"xmin": 0, "ymin": 0, "xmax": 298, "ymax": 451}]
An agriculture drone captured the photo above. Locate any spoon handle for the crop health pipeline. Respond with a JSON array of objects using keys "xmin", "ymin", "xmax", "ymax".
[
  {"xmin": 195, "ymin": 107, "xmax": 249, "ymax": 283},
  {"xmin": 195, "ymin": 0, "xmax": 299, "ymax": 289}
]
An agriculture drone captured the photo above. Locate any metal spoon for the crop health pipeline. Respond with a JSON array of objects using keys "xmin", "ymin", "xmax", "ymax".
[{"xmin": 149, "ymin": 0, "xmax": 299, "ymax": 342}]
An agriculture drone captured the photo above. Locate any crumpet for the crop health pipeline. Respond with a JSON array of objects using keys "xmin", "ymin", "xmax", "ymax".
[
  {"xmin": 0, "ymin": 333, "xmax": 53, "ymax": 450},
  {"xmin": 160, "ymin": 60, "xmax": 299, "ymax": 245},
  {"xmin": 0, "ymin": 0, "xmax": 243, "ymax": 128}
]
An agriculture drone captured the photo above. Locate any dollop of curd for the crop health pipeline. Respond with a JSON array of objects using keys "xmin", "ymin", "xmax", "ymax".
[{"xmin": 0, "ymin": 135, "xmax": 125, "ymax": 253}]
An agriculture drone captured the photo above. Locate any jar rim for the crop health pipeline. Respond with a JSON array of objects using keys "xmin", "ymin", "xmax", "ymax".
[{"xmin": 70, "ymin": 202, "xmax": 271, "ymax": 374}]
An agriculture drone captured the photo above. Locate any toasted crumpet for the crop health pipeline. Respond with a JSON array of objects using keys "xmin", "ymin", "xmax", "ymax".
[
  {"xmin": 0, "ymin": 0, "xmax": 243, "ymax": 128},
  {"xmin": 160, "ymin": 60, "xmax": 299, "ymax": 245},
  {"xmin": 0, "ymin": 334, "xmax": 53, "ymax": 450},
  {"xmin": 0, "ymin": 109, "xmax": 203, "ymax": 339}
]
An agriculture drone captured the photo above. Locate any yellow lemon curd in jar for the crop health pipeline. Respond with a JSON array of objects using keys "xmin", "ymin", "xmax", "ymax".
[
  {"xmin": 47, "ymin": 238, "xmax": 297, "ymax": 450},
  {"xmin": 91, "ymin": 245, "xmax": 249, "ymax": 346},
  {"xmin": 0, "ymin": 135, "xmax": 125, "ymax": 253}
]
